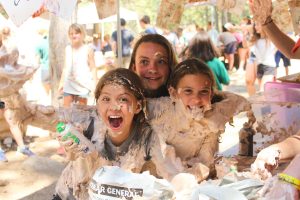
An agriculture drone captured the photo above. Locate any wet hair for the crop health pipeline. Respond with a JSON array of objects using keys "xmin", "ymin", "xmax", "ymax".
[
  {"xmin": 168, "ymin": 58, "xmax": 224, "ymax": 103},
  {"xmin": 128, "ymin": 34, "xmax": 178, "ymax": 97},
  {"xmin": 95, "ymin": 68, "xmax": 152, "ymax": 160},
  {"xmin": 68, "ymin": 23, "xmax": 86, "ymax": 38},
  {"xmin": 95, "ymin": 68, "xmax": 145, "ymax": 107},
  {"xmin": 187, "ymin": 31, "xmax": 220, "ymax": 62},
  {"xmin": 140, "ymin": 15, "xmax": 150, "ymax": 24}
]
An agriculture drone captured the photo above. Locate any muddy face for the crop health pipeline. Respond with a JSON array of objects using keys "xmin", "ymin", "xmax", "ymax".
[
  {"xmin": 170, "ymin": 74, "xmax": 212, "ymax": 113},
  {"xmin": 97, "ymin": 84, "xmax": 141, "ymax": 145}
]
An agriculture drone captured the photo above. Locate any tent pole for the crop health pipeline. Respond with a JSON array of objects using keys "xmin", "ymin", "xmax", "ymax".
[
  {"xmin": 101, "ymin": 22, "xmax": 104, "ymax": 43},
  {"xmin": 116, "ymin": 0, "xmax": 122, "ymax": 68}
]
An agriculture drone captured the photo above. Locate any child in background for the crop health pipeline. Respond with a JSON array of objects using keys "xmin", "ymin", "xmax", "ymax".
[
  {"xmin": 251, "ymin": 24, "xmax": 276, "ymax": 92},
  {"xmin": 186, "ymin": 31, "xmax": 230, "ymax": 91},
  {"xmin": 59, "ymin": 23, "xmax": 96, "ymax": 107},
  {"xmin": 54, "ymin": 68, "xmax": 183, "ymax": 200},
  {"xmin": 218, "ymin": 24, "xmax": 238, "ymax": 71}
]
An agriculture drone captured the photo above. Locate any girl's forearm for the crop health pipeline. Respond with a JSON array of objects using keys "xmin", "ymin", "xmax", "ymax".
[{"xmin": 273, "ymin": 135, "xmax": 300, "ymax": 160}]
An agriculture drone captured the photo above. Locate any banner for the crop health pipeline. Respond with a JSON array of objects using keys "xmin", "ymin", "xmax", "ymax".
[
  {"xmin": 44, "ymin": 0, "xmax": 77, "ymax": 21},
  {"xmin": 94, "ymin": 0, "xmax": 117, "ymax": 19},
  {"xmin": 0, "ymin": 0, "xmax": 43, "ymax": 26},
  {"xmin": 156, "ymin": 0, "xmax": 185, "ymax": 30}
]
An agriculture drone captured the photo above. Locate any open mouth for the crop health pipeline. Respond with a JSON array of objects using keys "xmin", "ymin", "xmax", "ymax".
[
  {"xmin": 187, "ymin": 105, "xmax": 205, "ymax": 120},
  {"xmin": 108, "ymin": 115, "xmax": 123, "ymax": 129}
]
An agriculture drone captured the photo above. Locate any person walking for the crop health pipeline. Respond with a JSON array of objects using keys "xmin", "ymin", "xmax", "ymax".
[
  {"xmin": 139, "ymin": 15, "xmax": 157, "ymax": 34},
  {"xmin": 111, "ymin": 18, "xmax": 134, "ymax": 68}
]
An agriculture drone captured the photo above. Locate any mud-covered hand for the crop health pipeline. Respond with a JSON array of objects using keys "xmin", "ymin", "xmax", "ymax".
[
  {"xmin": 251, "ymin": 146, "xmax": 280, "ymax": 180},
  {"xmin": 56, "ymin": 124, "xmax": 93, "ymax": 160},
  {"xmin": 249, "ymin": 0, "xmax": 272, "ymax": 25}
]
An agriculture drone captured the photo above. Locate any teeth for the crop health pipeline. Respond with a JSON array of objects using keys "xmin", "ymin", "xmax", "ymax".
[
  {"xmin": 109, "ymin": 116, "xmax": 121, "ymax": 119},
  {"xmin": 146, "ymin": 77, "xmax": 158, "ymax": 80}
]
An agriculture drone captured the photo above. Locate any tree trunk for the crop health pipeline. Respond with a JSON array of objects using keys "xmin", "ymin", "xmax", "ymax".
[{"xmin": 49, "ymin": 14, "xmax": 70, "ymax": 107}]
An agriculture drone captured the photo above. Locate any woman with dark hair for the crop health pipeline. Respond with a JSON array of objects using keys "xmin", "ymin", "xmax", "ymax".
[
  {"xmin": 129, "ymin": 34, "xmax": 177, "ymax": 98},
  {"xmin": 186, "ymin": 31, "xmax": 230, "ymax": 91}
]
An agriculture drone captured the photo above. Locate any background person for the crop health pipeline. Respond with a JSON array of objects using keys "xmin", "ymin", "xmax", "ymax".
[
  {"xmin": 59, "ymin": 23, "xmax": 96, "ymax": 108},
  {"xmin": 186, "ymin": 31, "xmax": 230, "ymax": 91},
  {"xmin": 35, "ymin": 29, "xmax": 50, "ymax": 96},
  {"xmin": 218, "ymin": 23, "xmax": 238, "ymax": 71},
  {"xmin": 111, "ymin": 18, "xmax": 134, "ymax": 68},
  {"xmin": 139, "ymin": 15, "xmax": 157, "ymax": 34},
  {"xmin": 274, "ymin": 50, "xmax": 290, "ymax": 78},
  {"xmin": 249, "ymin": 0, "xmax": 300, "ymax": 59}
]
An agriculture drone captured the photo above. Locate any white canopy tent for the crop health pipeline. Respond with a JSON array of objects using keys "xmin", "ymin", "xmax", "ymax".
[{"xmin": 77, "ymin": 2, "xmax": 139, "ymax": 67}]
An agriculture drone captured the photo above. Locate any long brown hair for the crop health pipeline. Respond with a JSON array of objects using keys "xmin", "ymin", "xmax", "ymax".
[
  {"xmin": 187, "ymin": 31, "xmax": 220, "ymax": 62},
  {"xmin": 129, "ymin": 34, "xmax": 177, "ymax": 80}
]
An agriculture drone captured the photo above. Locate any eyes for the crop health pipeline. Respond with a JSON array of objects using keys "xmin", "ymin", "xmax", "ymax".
[
  {"xmin": 181, "ymin": 88, "xmax": 210, "ymax": 97},
  {"xmin": 137, "ymin": 58, "xmax": 168, "ymax": 67},
  {"xmin": 99, "ymin": 96, "xmax": 129, "ymax": 104}
]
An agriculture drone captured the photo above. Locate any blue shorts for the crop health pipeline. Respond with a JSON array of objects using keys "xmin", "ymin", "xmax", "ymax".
[
  {"xmin": 275, "ymin": 50, "xmax": 290, "ymax": 67},
  {"xmin": 224, "ymin": 41, "xmax": 237, "ymax": 54}
]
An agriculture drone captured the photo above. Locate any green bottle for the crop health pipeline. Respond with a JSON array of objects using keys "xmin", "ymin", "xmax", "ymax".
[{"xmin": 56, "ymin": 122, "xmax": 80, "ymax": 144}]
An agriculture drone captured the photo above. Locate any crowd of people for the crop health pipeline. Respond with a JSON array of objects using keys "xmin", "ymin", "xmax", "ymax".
[{"xmin": 0, "ymin": 8, "xmax": 299, "ymax": 199}]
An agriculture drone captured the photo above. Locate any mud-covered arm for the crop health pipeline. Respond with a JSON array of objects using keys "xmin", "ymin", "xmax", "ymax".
[
  {"xmin": 151, "ymin": 132, "xmax": 210, "ymax": 184},
  {"xmin": 150, "ymin": 133, "xmax": 184, "ymax": 181},
  {"xmin": 184, "ymin": 133, "xmax": 219, "ymax": 182},
  {"xmin": 23, "ymin": 103, "xmax": 59, "ymax": 131},
  {"xmin": 205, "ymin": 91, "xmax": 251, "ymax": 130},
  {"xmin": 56, "ymin": 151, "xmax": 101, "ymax": 200},
  {"xmin": 23, "ymin": 104, "xmax": 97, "ymax": 132}
]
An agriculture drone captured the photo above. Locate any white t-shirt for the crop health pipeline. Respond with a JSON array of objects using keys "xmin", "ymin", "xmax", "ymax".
[
  {"xmin": 63, "ymin": 45, "xmax": 93, "ymax": 96},
  {"xmin": 251, "ymin": 38, "xmax": 276, "ymax": 67}
]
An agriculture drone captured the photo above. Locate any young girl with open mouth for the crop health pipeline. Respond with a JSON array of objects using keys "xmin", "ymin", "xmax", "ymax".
[{"xmin": 54, "ymin": 68, "xmax": 183, "ymax": 200}]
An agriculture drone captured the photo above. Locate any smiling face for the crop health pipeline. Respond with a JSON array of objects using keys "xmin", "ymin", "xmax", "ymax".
[
  {"xmin": 97, "ymin": 84, "xmax": 141, "ymax": 145},
  {"xmin": 68, "ymin": 28, "xmax": 84, "ymax": 48},
  {"xmin": 132, "ymin": 42, "xmax": 170, "ymax": 91},
  {"xmin": 169, "ymin": 74, "xmax": 212, "ymax": 110}
]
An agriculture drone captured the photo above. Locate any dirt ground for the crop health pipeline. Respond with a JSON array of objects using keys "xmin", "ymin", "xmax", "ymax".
[
  {"xmin": 0, "ymin": 63, "xmax": 299, "ymax": 200},
  {"xmin": 0, "ymin": 136, "xmax": 67, "ymax": 200}
]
